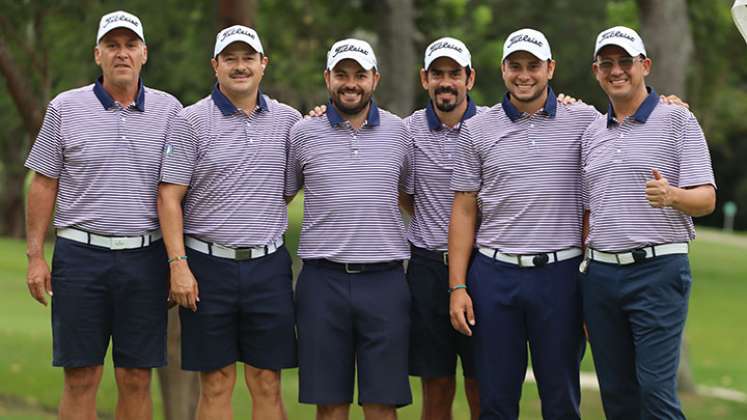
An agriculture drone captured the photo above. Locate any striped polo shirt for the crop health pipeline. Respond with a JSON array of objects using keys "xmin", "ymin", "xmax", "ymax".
[
  {"xmin": 25, "ymin": 78, "xmax": 183, "ymax": 236},
  {"xmin": 285, "ymin": 100, "xmax": 414, "ymax": 263},
  {"xmin": 581, "ymin": 88, "xmax": 716, "ymax": 252},
  {"xmin": 405, "ymin": 98, "xmax": 489, "ymax": 251},
  {"xmin": 450, "ymin": 87, "xmax": 600, "ymax": 253},
  {"xmin": 160, "ymin": 85, "xmax": 301, "ymax": 247}
]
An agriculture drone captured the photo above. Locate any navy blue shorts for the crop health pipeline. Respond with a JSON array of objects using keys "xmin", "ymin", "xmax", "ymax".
[
  {"xmin": 180, "ymin": 246, "xmax": 297, "ymax": 372},
  {"xmin": 51, "ymin": 237, "xmax": 169, "ymax": 368},
  {"xmin": 295, "ymin": 260, "xmax": 412, "ymax": 407},
  {"xmin": 407, "ymin": 247, "xmax": 475, "ymax": 379}
]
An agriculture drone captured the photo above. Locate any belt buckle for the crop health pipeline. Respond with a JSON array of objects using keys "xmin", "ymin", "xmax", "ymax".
[
  {"xmin": 442, "ymin": 251, "xmax": 449, "ymax": 266},
  {"xmin": 631, "ymin": 248, "xmax": 647, "ymax": 263},
  {"xmin": 111, "ymin": 237, "xmax": 129, "ymax": 250},
  {"xmin": 235, "ymin": 248, "xmax": 253, "ymax": 261},
  {"xmin": 532, "ymin": 253, "xmax": 549, "ymax": 267},
  {"xmin": 345, "ymin": 263, "xmax": 363, "ymax": 274}
]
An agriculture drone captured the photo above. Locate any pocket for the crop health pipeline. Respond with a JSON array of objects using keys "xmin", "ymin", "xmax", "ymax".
[{"xmin": 677, "ymin": 258, "xmax": 693, "ymax": 297}]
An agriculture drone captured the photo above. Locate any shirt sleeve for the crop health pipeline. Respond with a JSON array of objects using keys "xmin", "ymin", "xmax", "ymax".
[
  {"xmin": 677, "ymin": 112, "xmax": 716, "ymax": 189},
  {"xmin": 398, "ymin": 125, "xmax": 415, "ymax": 195},
  {"xmin": 25, "ymin": 103, "xmax": 64, "ymax": 178},
  {"xmin": 580, "ymin": 125, "xmax": 593, "ymax": 211},
  {"xmin": 449, "ymin": 122, "xmax": 482, "ymax": 192},
  {"xmin": 284, "ymin": 121, "xmax": 305, "ymax": 196},
  {"xmin": 159, "ymin": 112, "xmax": 198, "ymax": 186}
]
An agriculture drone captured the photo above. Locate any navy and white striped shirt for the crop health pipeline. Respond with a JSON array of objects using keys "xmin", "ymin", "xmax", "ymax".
[
  {"xmin": 450, "ymin": 88, "xmax": 600, "ymax": 253},
  {"xmin": 581, "ymin": 88, "xmax": 716, "ymax": 252},
  {"xmin": 160, "ymin": 85, "xmax": 301, "ymax": 247},
  {"xmin": 405, "ymin": 98, "xmax": 488, "ymax": 251},
  {"xmin": 286, "ymin": 100, "xmax": 414, "ymax": 263},
  {"xmin": 25, "ymin": 78, "xmax": 183, "ymax": 235}
]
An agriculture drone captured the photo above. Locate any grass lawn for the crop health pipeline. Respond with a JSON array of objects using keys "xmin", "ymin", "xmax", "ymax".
[{"xmin": 1, "ymin": 211, "xmax": 746, "ymax": 418}]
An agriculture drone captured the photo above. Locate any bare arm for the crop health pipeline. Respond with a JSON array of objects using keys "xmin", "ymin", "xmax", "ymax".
[
  {"xmin": 25, "ymin": 172, "xmax": 58, "ymax": 306},
  {"xmin": 645, "ymin": 170, "xmax": 716, "ymax": 217},
  {"xmin": 157, "ymin": 183, "xmax": 199, "ymax": 311},
  {"xmin": 448, "ymin": 191, "xmax": 479, "ymax": 336},
  {"xmin": 582, "ymin": 210, "xmax": 590, "ymax": 249},
  {"xmin": 398, "ymin": 191, "xmax": 414, "ymax": 216}
]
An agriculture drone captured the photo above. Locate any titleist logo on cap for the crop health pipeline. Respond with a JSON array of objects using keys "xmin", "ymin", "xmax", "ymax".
[
  {"xmin": 220, "ymin": 27, "xmax": 256, "ymax": 42},
  {"xmin": 600, "ymin": 30, "xmax": 635, "ymax": 43},
  {"xmin": 507, "ymin": 34, "xmax": 543, "ymax": 49},
  {"xmin": 332, "ymin": 44, "xmax": 369, "ymax": 58},
  {"xmin": 427, "ymin": 41, "xmax": 463, "ymax": 56},
  {"xmin": 103, "ymin": 13, "xmax": 140, "ymax": 29}
]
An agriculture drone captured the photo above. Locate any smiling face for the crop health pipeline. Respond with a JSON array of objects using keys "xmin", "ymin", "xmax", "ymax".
[
  {"xmin": 324, "ymin": 58, "xmax": 380, "ymax": 116},
  {"xmin": 501, "ymin": 51, "xmax": 555, "ymax": 106},
  {"xmin": 95, "ymin": 28, "xmax": 147, "ymax": 90},
  {"xmin": 592, "ymin": 45, "xmax": 650, "ymax": 103},
  {"xmin": 212, "ymin": 42, "xmax": 267, "ymax": 99},
  {"xmin": 420, "ymin": 57, "xmax": 475, "ymax": 113}
]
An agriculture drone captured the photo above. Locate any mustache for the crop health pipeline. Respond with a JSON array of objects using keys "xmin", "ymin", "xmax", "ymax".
[
  {"xmin": 229, "ymin": 70, "xmax": 251, "ymax": 77},
  {"xmin": 435, "ymin": 86, "xmax": 459, "ymax": 96},
  {"xmin": 337, "ymin": 87, "xmax": 364, "ymax": 95}
]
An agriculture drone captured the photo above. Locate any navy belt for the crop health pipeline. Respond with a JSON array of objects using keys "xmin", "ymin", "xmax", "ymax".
[
  {"xmin": 410, "ymin": 244, "xmax": 448, "ymax": 266},
  {"xmin": 303, "ymin": 259, "xmax": 403, "ymax": 274}
]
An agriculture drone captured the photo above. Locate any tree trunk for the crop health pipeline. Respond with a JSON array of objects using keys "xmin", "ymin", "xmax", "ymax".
[
  {"xmin": 374, "ymin": 0, "xmax": 417, "ymax": 117},
  {"xmin": 157, "ymin": 309, "xmax": 200, "ymax": 420},
  {"xmin": 637, "ymin": 0, "xmax": 697, "ymax": 393},
  {"xmin": 637, "ymin": 0, "xmax": 694, "ymax": 98},
  {"xmin": 217, "ymin": 0, "xmax": 257, "ymax": 29}
]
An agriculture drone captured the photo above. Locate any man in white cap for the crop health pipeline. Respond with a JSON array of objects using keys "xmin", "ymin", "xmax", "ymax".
[
  {"xmin": 158, "ymin": 25, "xmax": 300, "ymax": 419},
  {"xmin": 581, "ymin": 26, "xmax": 715, "ymax": 420},
  {"xmin": 24, "ymin": 10, "xmax": 182, "ymax": 420},
  {"xmin": 449, "ymin": 28, "xmax": 600, "ymax": 419},
  {"xmin": 404, "ymin": 36, "xmax": 484, "ymax": 420},
  {"xmin": 286, "ymin": 38, "xmax": 414, "ymax": 420}
]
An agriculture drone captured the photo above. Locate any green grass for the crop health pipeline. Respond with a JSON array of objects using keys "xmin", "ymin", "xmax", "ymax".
[{"xmin": 1, "ymin": 220, "xmax": 746, "ymax": 418}]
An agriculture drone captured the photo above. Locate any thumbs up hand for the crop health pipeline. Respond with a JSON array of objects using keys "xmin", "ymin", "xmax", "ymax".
[{"xmin": 645, "ymin": 169, "xmax": 675, "ymax": 208}]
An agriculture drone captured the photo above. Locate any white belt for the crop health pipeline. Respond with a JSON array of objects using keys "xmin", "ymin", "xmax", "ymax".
[
  {"xmin": 57, "ymin": 227, "xmax": 162, "ymax": 250},
  {"xmin": 587, "ymin": 243, "xmax": 689, "ymax": 265},
  {"xmin": 185, "ymin": 236, "xmax": 283, "ymax": 261},
  {"xmin": 478, "ymin": 247, "xmax": 582, "ymax": 268}
]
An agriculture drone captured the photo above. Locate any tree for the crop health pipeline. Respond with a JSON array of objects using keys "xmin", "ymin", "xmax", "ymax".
[
  {"xmin": 637, "ymin": 0, "xmax": 698, "ymax": 393},
  {"xmin": 374, "ymin": 0, "xmax": 417, "ymax": 116}
]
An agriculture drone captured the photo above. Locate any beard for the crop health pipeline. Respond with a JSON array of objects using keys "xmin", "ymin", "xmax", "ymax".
[
  {"xmin": 434, "ymin": 86, "xmax": 460, "ymax": 112},
  {"xmin": 331, "ymin": 87, "xmax": 373, "ymax": 116}
]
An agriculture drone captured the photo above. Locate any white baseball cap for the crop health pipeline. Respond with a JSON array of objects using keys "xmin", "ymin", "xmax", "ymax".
[
  {"xmin": 214, "ymin": 25, "xmax": 264, "ymax": 58},
  {"xmin": 327, "ymin": 39, "xmax": 377, "ymax": 71},
  {"xmin": 502, "ymin": 28, "xmax": 552, "ymax": 61},
  {"xmin": 424, "ymin": 37, "xmax": 472, "ymax": 70},
  {"xmin": 593, "ymin": 26, "xmax": 647, "ymax": 58},
  {"xmin": 96, "ymin": 10, "xmax": 145, "ymax": 44},
  {"xmin": 733, "ymin": 0, "xmax": 747, "ymax": 45}
]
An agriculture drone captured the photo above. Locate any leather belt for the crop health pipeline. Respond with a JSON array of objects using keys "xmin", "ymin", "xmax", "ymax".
[
  {"xmin": 587, "ymin": 243, "xmax": 688, "ymax": 265},
  {"xmin": 478, "ymin": 247, "xmax": 582, "ymax": 268},
  {"xmin": 185, "ymin": 236, "xmax": 283, "ymax": 261},
  {"xmin": 57, "ymin": 227, "xmax": 162, "ymax": 250}
]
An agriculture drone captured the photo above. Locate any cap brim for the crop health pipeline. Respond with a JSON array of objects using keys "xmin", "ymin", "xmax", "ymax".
[
  {"xmin": 214, "ymin": 38, "xmax": 263, "ymax": 57},
  {"xmin": 97, "ymin": 24, "xmax": 144, "ymax": 44},
  {"xmin": 425, "ymin": 50, "xmax": 470, "ymax": 69},
  {"xmin": 327, "ymin": 54, "xmax": 375, "ymax": 71},
  {"xmin": 593, "ymin": 40, "xmax": 641, "ymax": 58},
  {"xmin": 502, "ymin": 48, "xmax": 551, "ymax": 61}
]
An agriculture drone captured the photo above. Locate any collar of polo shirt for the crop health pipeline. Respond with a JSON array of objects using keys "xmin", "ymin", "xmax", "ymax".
[
  {"xmin": 425, "ymin": 96, "xmax": 477, "ymax": 131},
  {"xmin": 211, "ymin": 83, "xmax": 269, "ymax": 116},
  {"xmin": 501, "ymin": 86, "xmax": 557, "ymax": 122},
  {"xmin": 93, "ymin": 76, "xmax": 145, "ymax": 111},
  {"xmin": 606, "ymin": 86, "xmax": 658, "ymax": 127},
  {"xmin": 326, "ymin": 98, "xmax": 381, "ymax": 128}
]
